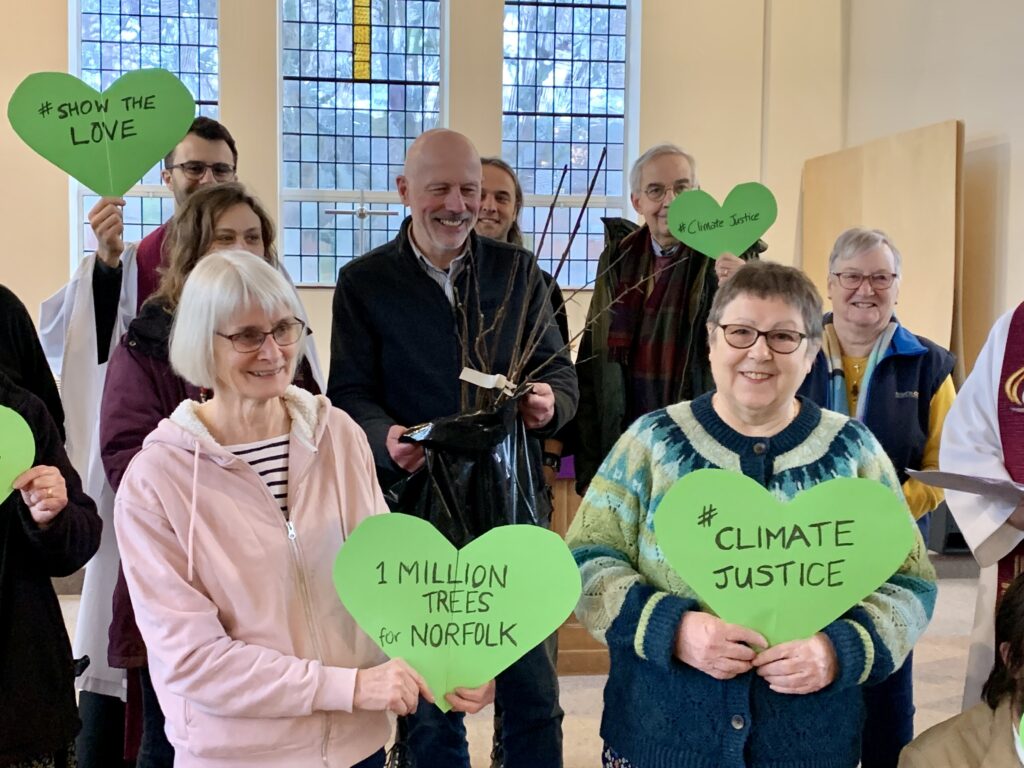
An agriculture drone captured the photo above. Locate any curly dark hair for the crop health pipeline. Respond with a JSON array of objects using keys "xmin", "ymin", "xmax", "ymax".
[{"xmin": 982, "ymin": 573, "xmax": 1024, "ymax": 710}]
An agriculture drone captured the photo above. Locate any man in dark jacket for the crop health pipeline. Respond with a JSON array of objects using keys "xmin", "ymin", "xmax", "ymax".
[
  {"xmin": 0, "ymin": 371, "xmax": 101, "ymax": 767},
  {"xmin": 329, "ymin": 128, "xmax": 578, "ymax": 768},
  {"xmin": 574, "ymin": 143, "xmax": 764, "ymax": 493}
]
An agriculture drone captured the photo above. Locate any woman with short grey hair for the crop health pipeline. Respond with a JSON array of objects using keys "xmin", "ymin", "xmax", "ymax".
[
  {"xmin": 799, "ymin": 226, "xmax": 955, "ymax": 768},
  {"xmin": 114, "ymin": 251, "xmax": 493, "ymax": 767},
  {"xmin": 569, "ymin": 259, "xmax": 934, "ymax": 768}
]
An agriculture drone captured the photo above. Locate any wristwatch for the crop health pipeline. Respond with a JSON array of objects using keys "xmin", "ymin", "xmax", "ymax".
[{"xmin": 542, "ymin": 452, "xmax": 562, "ymax": 473}]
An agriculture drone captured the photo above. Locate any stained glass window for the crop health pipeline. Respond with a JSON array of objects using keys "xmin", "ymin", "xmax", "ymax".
[
  {"xmin": 502, "ymin": 0, "xmax": 628, "ymax": 287},
  {"xmin": 77, "ymin": 0, "xmax": 218, "ymax": 257},
  {"xmin": 280, "ymin": 0, "xmax": 441, "ymax": 285}
]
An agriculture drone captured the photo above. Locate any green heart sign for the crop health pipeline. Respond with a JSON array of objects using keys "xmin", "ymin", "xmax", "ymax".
[
  {"xmin": 667, "ymin": 182, "xmax": 777, "ymax": 259},
  {"xmin": 654, "ymin": 469, "xmax": 914, "ymax": 646},
  {"xmin": 0, "ymin": 405, "xmax": 35, "ymax": 503},
  {"xmin": 7, "ymin": 69, "xmax": 196, "ymax": 196},
  {"xmin": 333, "ymin": 514, "xmax": 581, "ymax": 711}
]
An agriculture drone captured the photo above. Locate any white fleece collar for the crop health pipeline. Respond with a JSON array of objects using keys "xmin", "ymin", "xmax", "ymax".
[{"xmin": 169, "ymin": 385, "xmax": 323, "ymax": 447}]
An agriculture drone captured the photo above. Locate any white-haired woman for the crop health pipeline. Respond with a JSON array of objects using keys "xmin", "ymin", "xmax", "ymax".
[
  {"xmin": 114, "ymin": 251, "xmax": 492, "ymax": 767},
  {"xmin": 798, "ymin": 227, "xmax": 955, "ymax": 768}
]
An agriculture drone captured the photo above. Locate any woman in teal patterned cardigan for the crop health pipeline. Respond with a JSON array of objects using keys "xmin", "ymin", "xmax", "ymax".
[{"xmin": 567, "ymin": 261, "xmax": 936, "ymax": 768}]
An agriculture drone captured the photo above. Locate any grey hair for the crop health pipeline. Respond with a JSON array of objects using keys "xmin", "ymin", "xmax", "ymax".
[
  {"xmin": 828, "ymin": 227, "xmax": 903, "ymax": 274},
  {"xmin": 629, "ymin": 143, "xmax": 698, "ymax": 197},
  {"xmin": 708, "ymin": 260, "xmax": 824, "ymax": 343},
  {"xmin": 170, "ymin": 250, "xmax": 307, "ymax": 389}
]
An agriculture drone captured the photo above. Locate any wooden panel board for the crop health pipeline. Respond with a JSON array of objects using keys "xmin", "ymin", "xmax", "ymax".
[
  {"xmin": 550, "ymin": 478, "xmax": 609, "ymax": 676},
  {"xmin": 801, "ymin": 120, "xmax": 963, "ymax": 349}
]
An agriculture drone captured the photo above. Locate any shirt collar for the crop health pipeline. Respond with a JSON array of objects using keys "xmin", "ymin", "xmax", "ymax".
[
  {"xmin": 409, "ymin": 228, "xmax": 471, "ymax": 276},
  {"xmin": 650, "ymin": 235, "xmax": 680, "ymax": 259}
]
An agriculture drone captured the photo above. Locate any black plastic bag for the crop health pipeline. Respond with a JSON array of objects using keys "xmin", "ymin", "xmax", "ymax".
[{"xmin": 385, "ymin": 394, "xmax": 549, "ymax": 548}]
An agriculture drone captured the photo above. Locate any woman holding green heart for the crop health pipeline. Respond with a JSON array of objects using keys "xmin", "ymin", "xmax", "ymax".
[
  {"xmin": 567, "ymin": 260, "xmax": 936, "ymax": 768},
  {"xmin": 898, "ymin": 571, "xmax": 1024, "ymax": 767},
  {"xmin": 96, "ymin": 183, "xmax": 321, "ymax": 766},
  {"xmin": 799, "ymin": 227, "xmax": 955, "ymax": 768},
  {"xmin": 1, "ymin": 371, "xmax": 101, "ymax": 768},
  {"xmin": 111, "ymin": 251, "xmax": 493, "ymax": 767}
]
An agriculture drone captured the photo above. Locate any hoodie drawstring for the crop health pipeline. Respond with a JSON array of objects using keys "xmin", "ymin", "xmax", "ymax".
[{"xmin": 187, "ymin": 439, "xmax": 200, "ymax": 583}]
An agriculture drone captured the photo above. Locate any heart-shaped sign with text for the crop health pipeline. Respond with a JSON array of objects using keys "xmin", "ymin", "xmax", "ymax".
[
  {"xmin": 667, "ymin": 182, "xmax": 777, "ymax": 259},
  {"xmin": 333, "ymin": 513, "xmax": 581, "ymax": 711},
  {"xmin": 7, "ymin": 69, "xmax": 196, "ymax": 196},
  {"xmin": 0, "ymin": 405, "xmax": 36, "ymax": 503},
  {"xmin": 654, "ymin": 469, "xmax": 914, "ymax": 646}
]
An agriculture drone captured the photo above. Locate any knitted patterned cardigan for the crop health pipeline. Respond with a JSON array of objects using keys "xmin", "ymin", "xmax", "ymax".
[{"xmin": 566, "ymin": 393, "xmax": 937, "ymax": 768}]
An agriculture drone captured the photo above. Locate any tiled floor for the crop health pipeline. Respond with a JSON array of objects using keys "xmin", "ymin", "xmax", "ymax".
[{"xmin": 60, "ymin": 562, "xmax": 977, "ymax": 767}]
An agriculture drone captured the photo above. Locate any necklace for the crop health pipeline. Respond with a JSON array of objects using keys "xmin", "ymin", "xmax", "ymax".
[{"xmin": 846, "ymin": 357, "xmax": 868, "ymax": 400}]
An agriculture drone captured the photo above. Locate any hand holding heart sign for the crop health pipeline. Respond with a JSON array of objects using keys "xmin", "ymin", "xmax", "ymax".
[
  {"xmin": 7, "ymin": 69, "xmax": 196, "ymax": 196},
  {"xmin": 654, "ymin": 469, "xmax": 915, "ymax": 647},
  {"xmin": 667, "ymin": 182, "xmax": 777, "ymax": 259},
  {"xmin": 333, "ymin": 514, "xmax": 581, "ymax": 712},
  {"xmin": 0, "ymin": 405, "xmax": 35, "ymax": 504}
]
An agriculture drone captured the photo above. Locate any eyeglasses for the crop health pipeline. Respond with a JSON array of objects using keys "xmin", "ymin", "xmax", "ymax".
[
  {"xmin": 216, "ymin": 318, "xmax": 305, "ymax": 353},
  {"xmin": 643, "ymin": 180, "xmax": 693, "ymax": 202},
  {"xmin": 166, "ymin": 161, "xmax": 237, "ymax": 181},
  {"xmin": 716, "ymin": 324, "xmax": 807, "ymax": 355},
  {"xmin": 831, "ymin": 271, "xmax": 899, "ymax": 290}
]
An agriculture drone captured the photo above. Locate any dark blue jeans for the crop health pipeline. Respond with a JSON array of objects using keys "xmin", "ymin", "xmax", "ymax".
[
  {"xmin": 75, "ymin": 691, "xmax": 125, "ymax": 768},
  {"xmin": 405, "ymin": 634, "xmax": 563, "ymax": 768},
  {"xmin": 860, "ymin": 652, "xmax": 915, "ymax": 768},
  {"xmin": 916, "ymin": 513, "xmax": 931, "ymax": 547},
  {"xmin": 138, "ymin": 667, "xmax": 174, "ymax": 768}
]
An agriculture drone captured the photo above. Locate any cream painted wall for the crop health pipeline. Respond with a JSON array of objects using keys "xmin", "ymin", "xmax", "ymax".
[
  {"xmin": 0, "ymin": 0, "xmax": 845, "ymax": 372},
  {"xmin": 844, "ymin": 0, "xmax": 1024, "ymax": 370},
  {"xmin": 1, "ymin": 4, "xmax": 69, "ymax": 318},
  {"xmin": 635, "ymin": 0, "xmax": 844, "ymax": 272}
]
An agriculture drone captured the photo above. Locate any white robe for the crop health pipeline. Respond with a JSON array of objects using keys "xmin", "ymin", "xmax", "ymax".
[
  {"xmin": 939, "ymin": 307, "xmax": 1024, "ymax": 709},
  {"xmin": 38, "ymin": 246, "xmax": 325, "ymax": 700},
  {"xmin": 39, "ymin": 245, "xmax": 141, "ymax": 699}
]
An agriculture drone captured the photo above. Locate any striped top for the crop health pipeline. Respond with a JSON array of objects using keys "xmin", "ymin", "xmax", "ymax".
[{"xmin": 227, "ymin": 434, "xmax": 290, "ymax": 515}]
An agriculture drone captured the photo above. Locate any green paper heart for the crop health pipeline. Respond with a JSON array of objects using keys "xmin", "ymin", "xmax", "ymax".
[
  {"xmin": 654, "ymin": 469, "xmax": 914, "ymax": 646},
  {"xmin": 7, "ymin": 69, "xmax": 196, "ymax": 196},
  {"xmin": 0, "ymin": 405, "xmax": 35, "ymax": 503},
  {"xmin": 666, "ymin": 182, "xmax": 777, "ymax": 259},
  {"xmin": 333, "ymin": 514, "xmax": 581, "ymax": 712}
]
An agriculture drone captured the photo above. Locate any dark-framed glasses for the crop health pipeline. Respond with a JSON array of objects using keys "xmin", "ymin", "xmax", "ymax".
[
  {"xmin": 643, "ymin": 180, "xmax": 693, "ymax": 202},
  {"xmin": 716, "ymin": 324, "xmax": 807, "ymax": 354},
  {"xmin": 216, "ymin": 318, "xmax": 305, "ymax": 353},
  {"xmin": 831, "ymin": 271, "xmax": 899, "ymax": 290},
  {"xmin": 166, "ymin": 161, "xmax": 236, "ymax": 181}
]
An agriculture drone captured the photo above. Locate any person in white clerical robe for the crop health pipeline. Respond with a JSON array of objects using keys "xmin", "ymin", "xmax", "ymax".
[{"xmin": 940, "ymin": 306, "xmax": 1024, "ymax": 708}]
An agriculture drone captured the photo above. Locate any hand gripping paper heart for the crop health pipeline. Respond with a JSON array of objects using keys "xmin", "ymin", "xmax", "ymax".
[
  {"xmin": 654, "ymin": 469, "xmax": 915, "ymax": 646},
  {"xmin": 0, "ymin": 405, "xmax": 35, "ymax": 503},
  {"xmin": 667, "ymin": 182, "xmax": 777, "ymax": 259},
  {"xmin": 333, "ymin": 513, "xmax": 582, "ymax": 712},
  {"xmin": 7, "ymin": 69, "xmax": 196, "ymax": 196}
]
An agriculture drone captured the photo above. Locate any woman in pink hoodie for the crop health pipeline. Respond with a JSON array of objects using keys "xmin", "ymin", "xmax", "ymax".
[{"xmin": 114, "ymin": 250, "xmax": 492, "ymax": 767}]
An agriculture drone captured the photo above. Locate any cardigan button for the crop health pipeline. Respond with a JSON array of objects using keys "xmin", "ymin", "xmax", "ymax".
[
  {"xmin": 730, "ymin": 714, "xmax": 745, "ymax": 730},
  {"xmin": 752, "ymin": 442, "xmax": 767, "ymax": 455}
]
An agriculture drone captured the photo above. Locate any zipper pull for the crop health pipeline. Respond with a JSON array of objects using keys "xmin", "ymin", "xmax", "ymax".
[{"xmin": 286, "ymin": 520, "xmax": 297, "ymax": 541}]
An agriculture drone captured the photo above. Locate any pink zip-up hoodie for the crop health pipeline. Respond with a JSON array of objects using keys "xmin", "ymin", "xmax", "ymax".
[{"xmin": 114, "ymin": 386, "xmax": 392, "ymax": 767}]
